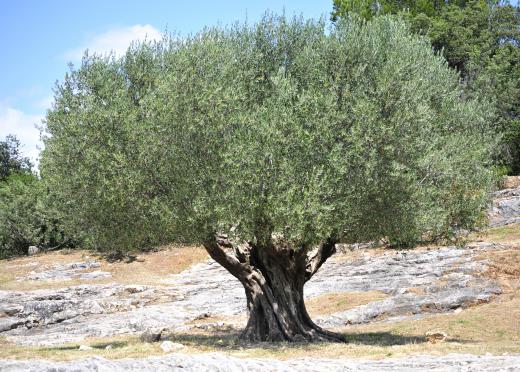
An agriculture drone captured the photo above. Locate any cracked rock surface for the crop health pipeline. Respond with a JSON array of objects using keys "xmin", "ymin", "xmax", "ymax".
[
  {"xmin": 310, "ymin": 246, "xmax": 502, "ymax": 327},
  {"xmin": 1, "ymin": 353, "xmax": 519, "ymax": 371},
  {"xmin": 488, "ymin": 185, "xmax": 520, "ymax": 227},
  {"xmin": 17, "ymin": 260, "xmax": 112, "ymax": 281}
]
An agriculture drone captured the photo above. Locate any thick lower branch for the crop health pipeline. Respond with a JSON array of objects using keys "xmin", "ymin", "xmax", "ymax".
[
  {"xmin": 305, "ymin": 238, "xmax": 337, "ymax": 282},
  {"xmin": 203, "ymin": 234, "xmax": 249, "ymax": 280}
]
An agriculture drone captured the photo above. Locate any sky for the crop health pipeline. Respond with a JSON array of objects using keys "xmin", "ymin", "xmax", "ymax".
[{"xmin": 0, "ymin": 0, "xmax": 333, "ymax": 166}]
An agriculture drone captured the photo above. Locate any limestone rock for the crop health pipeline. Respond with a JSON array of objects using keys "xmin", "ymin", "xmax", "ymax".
[
  {"xmin": 2, "ymin": 353, "xmax": 520, "ymax": 371},
  {"xmin": 160, "ymin": 341, "xmax": 185, "ymax": 352},
  {"xmin": 488, "ymin": 185, "xmax": 520, "ymax": 227},
  {"xmin": 27, "ymin": 246, "xmax": 40, "ymax": 256},
  {"xmin": 0, "ymin": 317, "xmax": 24, "ymax": 332},
  {"xmin": 18, "ymin": 260, "xmax": 109, "ymax": 281},
  {"xmin": 80, "ymin": 271, "xmax": 112, "ymax": 280}
]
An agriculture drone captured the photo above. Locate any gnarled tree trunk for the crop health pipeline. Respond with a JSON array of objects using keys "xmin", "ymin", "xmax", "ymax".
[{"xmin": 203, "ymin": 235, "xmax": 345, "ymax": 342}]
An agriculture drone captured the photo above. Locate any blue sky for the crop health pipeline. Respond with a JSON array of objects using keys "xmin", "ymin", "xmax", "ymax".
[{"xmin": 0, "ymin": 0, "xmax": 333, "ymax": 165}]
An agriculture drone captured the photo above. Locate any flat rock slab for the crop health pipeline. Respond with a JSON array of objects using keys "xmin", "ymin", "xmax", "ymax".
[
  {"xmin": 17, "ymin": 260, "xmax": 112, "ymax": 281},
  {"xmin": 1, "ymin": 353, "xmax": 519, "ymax": 371},
  {"xmin": 0, "ymin": 284, "xmax": 192, "ymax": 346},
  {"xmin": 488, "ymin": 185, "xmax": 520, "ymax": 227},
  {"xmin": 309, "ymin": 245, "xmax": 502, "ymax": 327},
  {"xmin": 0, "ymin": 243, "xmax": 504, "ymax": 346}
]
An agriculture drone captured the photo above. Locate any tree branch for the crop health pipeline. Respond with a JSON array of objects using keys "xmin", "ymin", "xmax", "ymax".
[
  {"xmin": 305, "ymin": 238, "xmax": 337, "ymax": 282},
  {"xmin": 203, "ymin": 234, "xmax": 250, "ymax": 280}
]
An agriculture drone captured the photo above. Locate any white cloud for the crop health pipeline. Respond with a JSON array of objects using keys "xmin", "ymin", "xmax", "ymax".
[
  {"xmin": 64, "ymin": 24, "xmax": 162, "ymax": 61},
  {"xmin": 0, "ymin": 24, "xmax": 162, "ymax": 169},
  {"xmin": 0, "ymin": 104, "xmax": 44, "ymax": 168},
  {"xmin": 35, "ymin": 95, "xmax": 54, "ymax": 111}
]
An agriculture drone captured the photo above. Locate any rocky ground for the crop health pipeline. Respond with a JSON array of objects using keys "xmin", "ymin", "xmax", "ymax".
[
  {"xmin": 2, "ymin": 353, "xmax": 520, "ymax": 371},
  {"xmin": 488, "ymin": 176, "xmax": 520, "ymax": 227},
  {"xmin": 0, "ymin": 242, "xmax": 506, "ymax": 346},
  {"xmin": 1, "ymin": 181, "xmax": 519, "ymax": 371}
]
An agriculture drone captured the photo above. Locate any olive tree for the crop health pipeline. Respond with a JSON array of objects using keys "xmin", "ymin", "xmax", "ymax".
[{"xmin": 41, "ymin": 15, "xmax": 495, "ymax": 342}]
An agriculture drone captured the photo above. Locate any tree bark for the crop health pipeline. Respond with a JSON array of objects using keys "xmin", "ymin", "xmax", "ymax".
[{"xmin": 203, "ymin": 234, "xmax": 344, "ymax": 343}]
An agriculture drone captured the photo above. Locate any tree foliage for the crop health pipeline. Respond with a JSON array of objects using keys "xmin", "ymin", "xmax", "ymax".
[
  {"xmin": 0, "ymin": 135, "xmax": 32, "ymax": 182},
  {"xmin": 0, "ymin": 138, "xmax": 71, "ymax": 258},
  {"xmin": 41, "ymin": 15, "xmax": 495, "ymax": 253},
  {"xmin": 332, "ymin": 0, "xmax": 520, "ymax": 173}
]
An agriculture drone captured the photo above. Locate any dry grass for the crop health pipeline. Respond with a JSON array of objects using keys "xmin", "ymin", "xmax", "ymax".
[
  {"xmin": 478, "ymin": 247, "xmax": 520, "ymax": 297},
  {"xmin": 480, "ymin": 249, "xmax": 520, "ymax": 281},
  {"xmin": 306, "ymin": 291, "xmax": 388, "ymax": 317},
  {"xmin": 0, "ymin": 245, "xmax": 208, "ymax": 291},
  {"xmin": 472, "ymin": 223, "xmax": 520, "ymax": 296},
  {"xmin": 473, "ymin": 223, "xmax": 520, "ymax": 246},
  {"xmin": 100, "ymin": 244, "xmax": 208, "ymax": 285},
  {"xmin": 332, "ymin": 248, "xmax": 389, "ymax": 262},
  {"xmin": 0, "ymin": 335, "xmax": 179, "ymax": 361},
  {"xmin": 501, "ymin": 176, "xmax": 520, "ymax": 189}
]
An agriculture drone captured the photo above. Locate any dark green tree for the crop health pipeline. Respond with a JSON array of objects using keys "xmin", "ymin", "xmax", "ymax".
[
  {"xmin": 332, "ymin": 0, "xmax": 520, "ymax": 173},
  {"xmin": 41, "ymin": 15, "xmax": 495, "ymax": 342},
  {"xmin": 0, "ymin": 135, "xmax": 32, "ymax": 181},
  {"xmin": 0, "ymin": 135, "xmax": 71, "ymax": 258},
  {"xmin": 0, "ymin": 171, "xmax": 71, "ymax": 259}
]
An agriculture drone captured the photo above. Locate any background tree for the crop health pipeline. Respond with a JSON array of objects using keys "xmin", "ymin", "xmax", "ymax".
[
  {"xmin": 0, "ymin": 173, "xmax": 69, "ymax": 258},
  {"xmin": 41, "ymin": 15, "xmax": 495, "ymax": 342},
  {"xmin": 0, "ymin": 135, "xmax": 71, "ymax": 258},
  {"xmin": 332, "ymin": 0, "xmax": 520, "ymax": 174},
  {"xmin": 0, "ymin": 135, "xmax": 32, "ymax": 181}
]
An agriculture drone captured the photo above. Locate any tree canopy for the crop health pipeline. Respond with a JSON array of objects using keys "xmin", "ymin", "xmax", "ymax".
[
  {"xmin": 41, "ymin": 14, "xmax": 495, "ymax": 252},
  {"xmin": 41, "ymin": 14, "xmax": 495, "ymax": 341}
]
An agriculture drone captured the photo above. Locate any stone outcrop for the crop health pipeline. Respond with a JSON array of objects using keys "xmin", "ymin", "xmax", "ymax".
[
  {"xmin": 488, "ymin": 185, "xmax": 520, "ymax": 227},
  {"xmin": 27, "ymin": 246, "xmax": 40, "ymax": 256}
]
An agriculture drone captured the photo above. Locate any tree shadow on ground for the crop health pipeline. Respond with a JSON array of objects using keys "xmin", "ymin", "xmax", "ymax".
[
  {"xmin": 91, "ymin": 340, "xmax": 128, "ymax": 349},
  {"xmin": 344, "ymin": 332, "xmax": 424, "ymax": 346},
  {"xmin": 163, "ymin": 330, "xmax": 468, "ymax": 349}
]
